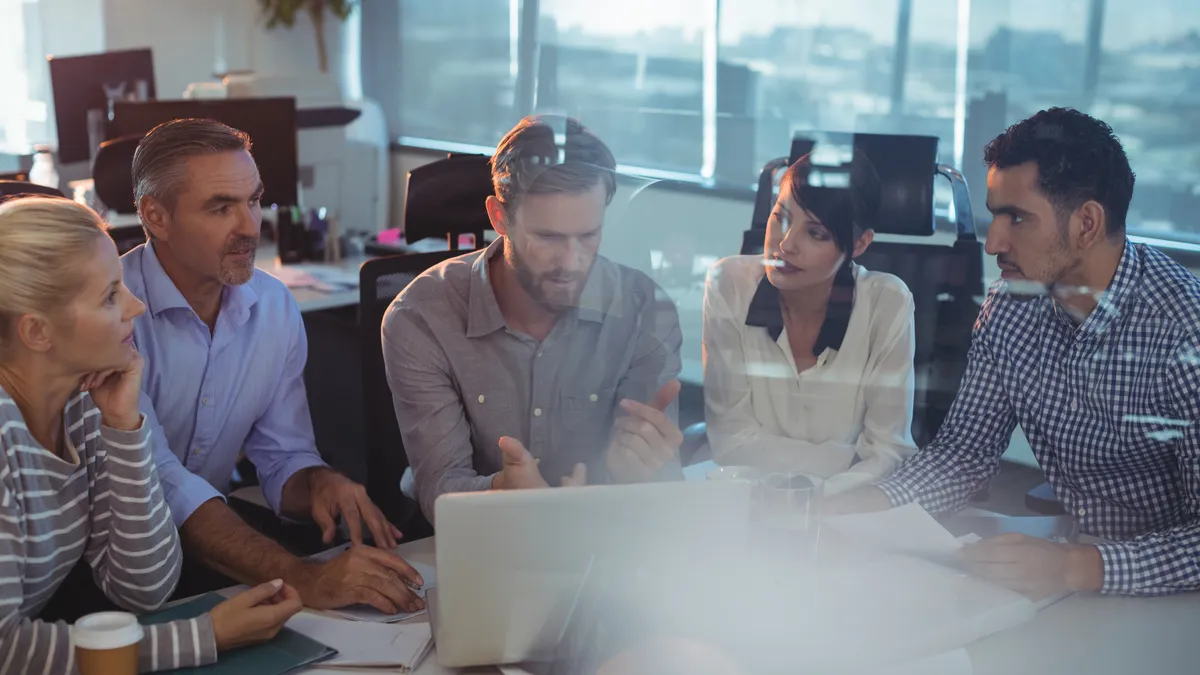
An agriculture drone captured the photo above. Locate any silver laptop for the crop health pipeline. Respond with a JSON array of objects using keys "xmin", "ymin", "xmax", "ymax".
[{"xmin": 431, "ymin": 480, "xmax": 752, "ymax": 668}]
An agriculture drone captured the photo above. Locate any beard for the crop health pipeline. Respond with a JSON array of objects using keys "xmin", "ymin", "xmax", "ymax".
[
  {"xmin": 217, "ymin": 235, "xmax": 259, "ymax": 285},
  {"xmin": 508, "ymin": 246, "xmax": 589, "ymax": 314}
]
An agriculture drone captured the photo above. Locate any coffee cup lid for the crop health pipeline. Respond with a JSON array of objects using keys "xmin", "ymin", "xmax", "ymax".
[{"xmin": 72, "ymin": 612, "xmax": 144, "ymax": 650}]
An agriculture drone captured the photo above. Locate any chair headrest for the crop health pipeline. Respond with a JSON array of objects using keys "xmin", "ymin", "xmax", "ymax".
[
  {"xmin": 92, "ymin": 134, "xmax": 142, "ymax": 215},
  {"xmin": 404, "ymin": 154, "xmax": 493, "ymax": 244},
  {"xmin": 0, "ymin": 180, "xmax": 66, "ymax": 203}
]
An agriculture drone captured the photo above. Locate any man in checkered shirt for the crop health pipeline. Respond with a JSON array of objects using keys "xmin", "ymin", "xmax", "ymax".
[{"xmin": 833, "ymin": 108, "xmax": 1200, "ymax": 598}]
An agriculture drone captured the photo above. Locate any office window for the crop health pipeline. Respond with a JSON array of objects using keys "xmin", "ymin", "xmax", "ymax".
[
  {"xmin": 368, "ymin": 0, "xmax": 1200, "ymax": 243},
  {"xmin": 394, "ymin": 0, "xmax": 517, "ymax": 148},
  {"xmin": 717, "ymin": 0, "xmax": 903, "ymax": 183},
  {"xmin": 535, "ymin": 0, "xmax": 708, "ymax": 175},
  {"xmin": 1094, "ymin": 0, "xmax": 1200, "ymax": 239},
  {"xmin": 0, "ymin": 0, "xmax": 34, "ymax": 149}
]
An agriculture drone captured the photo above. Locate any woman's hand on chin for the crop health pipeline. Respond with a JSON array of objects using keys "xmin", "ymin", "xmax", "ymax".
[{"xmin": 82, "ymin": 349, "xmax": 144, "ymax": 431}]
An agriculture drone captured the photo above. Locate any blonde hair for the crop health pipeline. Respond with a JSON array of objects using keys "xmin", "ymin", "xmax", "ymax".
[{"xmin": 0, "ymin": 197, "xmax": 108, "ymax": 355}]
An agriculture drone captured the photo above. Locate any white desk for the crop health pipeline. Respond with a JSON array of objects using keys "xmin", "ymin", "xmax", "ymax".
[
  {"xmin": 248, "ymin": 530, "xmax": 1199, "ymax": 675},
  {"xmin": 253, "ymin": 242, "xmax": 367, "ymax": 313}
]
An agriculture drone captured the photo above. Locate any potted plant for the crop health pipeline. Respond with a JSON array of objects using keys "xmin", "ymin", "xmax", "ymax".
[{"xmin": 257, "ymin": 0, "xmax": 357, "ymax": 73}]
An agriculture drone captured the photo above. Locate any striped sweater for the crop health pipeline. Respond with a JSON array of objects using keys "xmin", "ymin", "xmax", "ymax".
[{"xmin": 0, "ymin": 388, "xmax": 218, "ymax": 673}]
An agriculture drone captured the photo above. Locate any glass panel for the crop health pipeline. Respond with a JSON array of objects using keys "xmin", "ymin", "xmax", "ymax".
[
  {"xmin": 536, "ymin": 0, "xmax": 707, "ymax": 175},
  {"xmin": 396, "ymin": 0, "xmax": 517, "ymax": 147}
]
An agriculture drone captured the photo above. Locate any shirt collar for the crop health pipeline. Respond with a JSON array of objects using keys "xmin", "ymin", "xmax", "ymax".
[
  {"xmin": 466, "ymin": 238, "xmax": 615, "ymax": 339},
  {"xmin": 744, "ymin": 265, "xmax": 855, "ymax": 354},
  {"xmin": 140, "ymin": 242, "xmax": 258, "ymax": 327},
  {"xmin": 1057, "ymin": 239, "xmax": 1138, "ymax": 337},
  {"xmin": 466, "ymin": 240, "xmax": 509, "ymax": 338}
]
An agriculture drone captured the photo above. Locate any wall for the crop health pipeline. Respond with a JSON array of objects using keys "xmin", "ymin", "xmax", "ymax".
[{"xmin": 102, "ymin": 0, "xmax": 351, "ymax": 98}]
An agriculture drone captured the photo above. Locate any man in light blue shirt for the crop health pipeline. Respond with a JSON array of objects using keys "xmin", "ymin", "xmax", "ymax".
[{"xmin": 123, "ymin": 118, "xmax": 424, "ymax": 616}]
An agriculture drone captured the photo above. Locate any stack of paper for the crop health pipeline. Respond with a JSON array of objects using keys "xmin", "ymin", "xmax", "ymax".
[
  {"xmin": 287, "ymin": 613, "xmax": 434, "ymax": 672},
  {"xmin": 822, "ymin": 502, "xmax": 971, "ymax": 568}
]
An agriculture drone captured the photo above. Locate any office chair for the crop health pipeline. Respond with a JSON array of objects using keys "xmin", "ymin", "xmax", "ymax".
[
  {"xmin": 92, "ymin": 133, "xmax": 141, "ymax": 215},
  {"xmin": 681, "ymin": 134, "xmax": 987, "ymax": 494},
  {"xmin": 402, "ymin": 153, "xmax": 493, "ymax": 250},
  {"xmin": 360, "ymin": 250, "xmax": 465, "ymax": 540},
  {"xmin": 0, "ymin": 180, "xmax": 65, "ymax": 203}
]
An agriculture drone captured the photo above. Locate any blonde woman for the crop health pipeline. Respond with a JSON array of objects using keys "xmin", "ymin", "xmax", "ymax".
[{"xmin": 0, "ymin": 197, "xmax": 301, "ymax": 674}]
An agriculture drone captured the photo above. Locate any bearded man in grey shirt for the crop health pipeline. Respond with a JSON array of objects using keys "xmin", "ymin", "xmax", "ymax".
[{"xmin": 383, "ymin": 115, "xmax": 685, "ymax": 522}]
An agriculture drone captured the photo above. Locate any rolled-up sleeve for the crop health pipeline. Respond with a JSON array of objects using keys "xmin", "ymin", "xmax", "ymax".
[
  {"xmin": 242, "ymin": 300, "xmax": 328, "ymax": 516},
  {"xmin": 143, "ymin": 392, "xmax": 224, "ymax": 528},
  {"xmin": 383, "ymin": 305, "xmax": 493, "ymax": 523}
]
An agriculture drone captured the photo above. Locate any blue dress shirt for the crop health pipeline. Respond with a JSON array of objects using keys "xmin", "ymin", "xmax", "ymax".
[{"xmin": 122, "ymin": 243, "xmax": 327, "ymax": 527}]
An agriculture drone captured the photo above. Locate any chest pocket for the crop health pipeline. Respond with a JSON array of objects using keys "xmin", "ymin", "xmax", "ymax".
[{"xmin": 560, "ymin": 385, "xmax": 618, "ymax": 438}]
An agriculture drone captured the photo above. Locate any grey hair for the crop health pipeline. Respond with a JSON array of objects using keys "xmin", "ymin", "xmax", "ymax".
[{"xmin": 132, "ymin": 118, "xmax": 252, "ymax": 236}]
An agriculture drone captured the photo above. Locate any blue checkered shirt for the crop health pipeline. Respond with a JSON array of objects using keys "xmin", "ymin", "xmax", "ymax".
[{"xmin": 878, "ymin": 241, "xmax": 1200, "ymax": 595}]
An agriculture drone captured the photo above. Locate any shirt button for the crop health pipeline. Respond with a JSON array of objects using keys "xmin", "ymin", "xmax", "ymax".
[
  {"xmin": 1070, "ymin": 399, "xmax": 1079, "ymax": 411},
  {"xmin": 191, "ymin": 448, "xmax": 201, "ymax": 456},
  {"xmin": 534, "ymin": 408, "xmax": 543, "ymax": 417},
  {"xmin": 201, "ymin": 397, "xmax": 209, "ymax": 407},
  {"xmin": 478, "ymin": 394, "xmax": 486, "ymax": 404},
  {"xmin": 536, "ymin": 351, "xmax": 543, "ymax": 358},
  {"xmin": 589, "ymin": 394, "xmax": 598, "ymax": 402},
  {"xmin": 1077, "ymin": 508, "xmax": 1087, "ymax": 517}
]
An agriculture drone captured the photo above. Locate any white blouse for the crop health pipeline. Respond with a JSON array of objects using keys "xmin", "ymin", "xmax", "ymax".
[{"xmin": 701, "ymin": 255, "xmax": 918, "ymax": 494}]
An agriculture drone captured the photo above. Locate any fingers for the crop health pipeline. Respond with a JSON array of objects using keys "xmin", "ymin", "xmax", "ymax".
[
  {"xmin": 80, "ymin": 370, "xmax": 116, "ymax": 392},
  {"xmin": 254, "ymin": 585, "xmax": 303, "ymax": 626},
  {"xmin": 562, "ymin": 463, "xmax": 587, "ymax": 487},
  {"xmin": 650, "ymin": 379, "xmax": 681, "ymax": 412},
  {"xmin": 359, "ymin": 498, "xmax": 398, "ymax": 550},
  {"xmin": 390, "ymin": 524, "xmax": 404, "ymax": 541},
  {"xmin": 372, "ymin": 573, "xmax": 424, "ymax": 612},
  {"xmin": 618, "ymin": 400, "xmax": 683, "ymax": 448},
  {"xmin": 235, "ymin": 579, "xmax": 287, "ymax": 608},
  {"xmin": 614, "ymin": 416, "xmax": 676, "ymax": 463},
  {"xmin": 312, "ymin": 503, "xmax": 338, "ymax": 545},
  {"xmin": 353, "ymin": 546, "xmax": 425, "ymax": 587},
  {"xmin": 339, "ymin": 497, "xmax": 365, "ymax": 547},
  {"xmin": 353, "ymin": 586, "xmax": 400, "ymax": 615},
  {"xmin": 498, "ymin": 436, "xmax": 534, "ymax": 466}
]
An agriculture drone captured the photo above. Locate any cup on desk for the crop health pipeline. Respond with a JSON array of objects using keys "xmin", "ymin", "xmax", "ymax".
[
  {"xmin": 757, "ymin": 471, "xmax": 825, "ymax": 566},
  {"xmin": 72, "ymin": 611, "xmax": 143, "ymax": 675}
]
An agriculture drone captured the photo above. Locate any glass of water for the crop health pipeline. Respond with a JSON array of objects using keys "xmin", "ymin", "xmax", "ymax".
[{"xmin": 756, "ymin": 471, "xmax": 825, "ymax": 567}]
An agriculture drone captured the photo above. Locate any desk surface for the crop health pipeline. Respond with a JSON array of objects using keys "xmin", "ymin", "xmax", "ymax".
[
  {"xmin": 251, "ymin": 529, "xmax": 1199, "ymax": 675},
  {"xmin": 254, "ymin": 242, "xmax": 367, "ymax": 313}
]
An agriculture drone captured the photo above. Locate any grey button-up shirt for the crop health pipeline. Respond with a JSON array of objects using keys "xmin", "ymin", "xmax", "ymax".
[{"xmin": 383, "ymin": 239, "xmax": 683, "ymax": 521}]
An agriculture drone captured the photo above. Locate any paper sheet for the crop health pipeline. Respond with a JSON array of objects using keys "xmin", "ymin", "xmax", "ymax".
[
  {"xmin": 823, "ymin": 502, "xmax": 964, "ymax": 559},
  {"xmin": 286, "ymin": 612, "xmax": 433, "ymax": 670}
]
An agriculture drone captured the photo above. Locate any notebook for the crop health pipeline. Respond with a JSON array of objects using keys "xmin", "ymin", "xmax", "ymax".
[{"xmin": 139, "ymin": 593, "xmax": 337, "ymax": 674}]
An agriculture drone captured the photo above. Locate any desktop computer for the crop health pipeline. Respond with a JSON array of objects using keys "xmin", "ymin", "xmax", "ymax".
[
  {"xmin": 48, "ymin": 49, "xmax": 156, "ymax": 165},
  {"xmin": 109, "ymin": 98, "xmax": 300, "ymax": 209}
]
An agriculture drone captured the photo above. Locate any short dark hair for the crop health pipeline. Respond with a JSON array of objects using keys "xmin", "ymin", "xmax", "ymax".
[
  {"xmin": 782, "ymin": 150, "xmax": 881, "ymax": 257},
  {"xmin": 490, "ymin": 115, "xmax": 617, "ymax": 213},
  {"xmin": 983, "ymin": 107, "xmax": 1135, "ymax": 236},
  {"xmin": 133, "ymin": 118, "xmax": 252, "ymax": 216}
]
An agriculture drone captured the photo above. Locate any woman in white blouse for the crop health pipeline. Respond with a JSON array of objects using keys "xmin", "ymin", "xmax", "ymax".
[{"xmin": 702, "ymin": 153, "xmax": 917, "ymax": 493}]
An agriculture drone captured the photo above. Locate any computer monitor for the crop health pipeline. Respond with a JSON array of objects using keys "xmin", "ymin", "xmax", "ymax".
[
  {"xmin": 48, "ymin": 48, "xmax": 156, "ymax": 164},
  {"xmin": 110, "ymin": 98, "xmax": 299, "ymax": 208}
]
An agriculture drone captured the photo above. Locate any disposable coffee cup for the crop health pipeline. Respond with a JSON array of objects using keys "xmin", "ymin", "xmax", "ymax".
[{"xmin": 73, "ymin": 611, "xmax": 143, "ymax": 675}]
